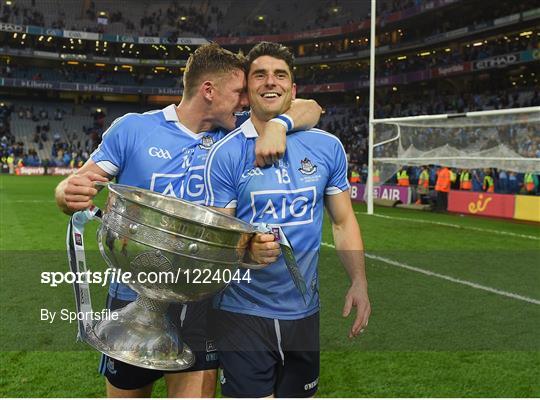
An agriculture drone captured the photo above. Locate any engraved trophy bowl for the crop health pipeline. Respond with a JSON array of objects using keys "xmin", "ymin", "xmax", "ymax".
[{"xmin": 67, "ymin": 183, "xmax": 259, "ymax": 371}]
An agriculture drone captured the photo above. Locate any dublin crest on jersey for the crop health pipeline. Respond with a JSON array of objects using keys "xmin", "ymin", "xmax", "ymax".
[
  {"xmin": 299, "ymin": 158, "xmax": 317, "ymax": 175},
  {"xmin": 198, "ymin": 135, "xmax": 215, "ymax": 150}
]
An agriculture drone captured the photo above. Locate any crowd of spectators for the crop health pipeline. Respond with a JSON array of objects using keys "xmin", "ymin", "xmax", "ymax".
[
  {"xmin": 296, "ymin": 33, "xmax": 536, "ymax": 86},
  {"xmin": 2, "ymin": 63, "xmax": 181, "ymax": 89},
  {"xmin": 0, "ymin": 103, "xmax": 106, "ymax": 172},
  {"xmin": 2, "ymin": 85, "xmax": 538, "ymax": 198},
  {"xmin": 382, "ymin": 166, "xmax": 539, "ymax": 197},
  {"xmin": 298, "ymin": 23, "xmax": 536, "ymax": 62},
  {"xmin": 318, "ymin": 87, "xmax": 539, "ymax": 171},
  {"xmin": 0, "ymin": 103, "xmax": 38, "ymax": 170},
  {"xmin": 1, "ymin": 104, "xmax": 21, "ymax": 171},
  {"xmin": 0, "ymin": 0, "xmax": 224, "ymax": 37},
  {"xmin": 1, "ymin": 0, "xmax": 537, "ymax": 81},
  {"xmin": 2, "ymin": 0, "xmax": 536, "ymax": 39},
  {"xmin": 378, "ymin": 34, "xmax": 536, "ymax": 78},
  {"xmin": 2, "ymin": 31, "xmax": 535, "ymax": 91},
  {"xmin": 134, "ymin": 3, "xmax": 224, "ymax": 38},
  {"xmin": 378, "ymin": 0, "xmax": 534, "ymax": 20},
  {"xmin": 1, "ymin": 1, "xmax": 44, "ymax": 26},
  {"xmin": 2, "ymin": 84, "xmax": 538, "ymax": 171}
]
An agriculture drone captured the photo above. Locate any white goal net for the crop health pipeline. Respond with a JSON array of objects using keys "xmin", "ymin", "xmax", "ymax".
[{"xmin": 370, "ymin": 107, "xmax": 540, "ymax": 187}]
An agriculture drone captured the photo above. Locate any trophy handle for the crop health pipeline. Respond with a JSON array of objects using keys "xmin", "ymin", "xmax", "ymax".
[
  {"xmin": 94, "ymin": 181, "xmax": 109, "ymax": 190},
  {"xmin": 66, "ymin": 206, "xmax": 103, "ymax": 341}
]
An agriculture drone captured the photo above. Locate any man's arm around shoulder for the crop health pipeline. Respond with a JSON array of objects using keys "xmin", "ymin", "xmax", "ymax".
[{"xmin": 255, "ymin": 99, "xmax": 323, "ymax": 167}]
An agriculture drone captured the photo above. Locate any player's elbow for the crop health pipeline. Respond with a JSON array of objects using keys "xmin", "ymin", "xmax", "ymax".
[{"xmin": 308, "ymin": 99, "xmax": 323, "ymax": 118}]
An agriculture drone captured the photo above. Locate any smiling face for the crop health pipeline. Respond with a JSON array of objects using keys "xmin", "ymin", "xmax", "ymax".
[
  {"xmin": 211, "ymin": 68, "xmax": 248, "ymax": 130},
  {"xmin": 247, "ymin": 55, "xmax": 296, "ymax": 122}
]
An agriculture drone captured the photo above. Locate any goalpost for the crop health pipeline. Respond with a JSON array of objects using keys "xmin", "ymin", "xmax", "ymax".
[{"xmin": 367, "ymin": 0, "xmax": 376, "ymax": 214}]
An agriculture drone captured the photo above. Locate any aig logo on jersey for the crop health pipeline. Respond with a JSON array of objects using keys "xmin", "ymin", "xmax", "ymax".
[
  {"xmin": 198, "ymin": 135, "xmax": 215, "ymax": 150},
  {"xmin": 148, "ymin": 147, "xmax": 172, "ymax": 159},
  {"xmin": 150, "ymin": 166, "xmax": 205, "ymax": 202},
  {"xmin": 250, "ymin": 187, "xmax": 316, "ymax": 226}
]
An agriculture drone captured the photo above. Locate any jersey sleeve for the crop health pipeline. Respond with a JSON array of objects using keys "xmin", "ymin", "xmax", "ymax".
[
  {"xmin": 90, "ymin": 114, "xmax": 137, "ymax": 176},
  {"xmin": 325, "ymin": 137, "xmax": 350, "ymax": 196},
  {"xmin": 204, "ymin": 139, "xmax": 240, "ymax": 208}
]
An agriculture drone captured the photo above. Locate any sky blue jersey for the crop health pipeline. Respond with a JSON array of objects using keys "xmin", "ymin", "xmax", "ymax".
[
  {"xmin": 204, "ymin": 119, "xmax": 350, "ymax": 320},
  {"xmin": 90, "ymin": 104, "xmax": 227, "ymax": 300}
]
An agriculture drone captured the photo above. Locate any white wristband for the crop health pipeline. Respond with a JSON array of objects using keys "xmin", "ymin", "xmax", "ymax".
[{"xmin": 270, "ymin": 114, "xmax": 294, "ymax": 131}]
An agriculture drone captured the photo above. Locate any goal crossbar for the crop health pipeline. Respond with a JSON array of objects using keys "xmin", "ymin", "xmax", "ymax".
[{"xmin": 372, "ymin": 106, "xmax": 540, "ymax": 124}]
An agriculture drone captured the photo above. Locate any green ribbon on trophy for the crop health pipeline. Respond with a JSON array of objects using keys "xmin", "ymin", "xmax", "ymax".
[{"xmin": 257, "ymin": 223, "xmax": 308, "ymax": 304}]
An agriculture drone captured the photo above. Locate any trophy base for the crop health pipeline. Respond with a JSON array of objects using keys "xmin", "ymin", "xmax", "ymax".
[{"xmin": 84, "ymin": 297, "xmax": 195, "ymax": 371}]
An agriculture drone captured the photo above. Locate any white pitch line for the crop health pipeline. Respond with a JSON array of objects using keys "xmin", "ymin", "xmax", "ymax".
[
  {"xmin": 320, "ymin": 241, "xmax": 540, "ymax": 305},
  {"xmin": 357, "ymin": 212, "xmax": 540, "ymax": 241}
]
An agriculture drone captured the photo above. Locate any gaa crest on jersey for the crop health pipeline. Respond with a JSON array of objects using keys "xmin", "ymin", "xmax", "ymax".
[
  {"xmin": 299, "ymin": 158, "xmax": 317, "ymax": 175},
  {"xmin": 198, "ymin": 135, "xmax": 215, "ymax": 150},
  {"xmin": 148, "ymin": 147, "xmax": 172, "ymax": 159},
  {"xmin": 206, "ymin": 339, "xmax": 217, "ymax": 352},
  {"xmin": 241, "ymin": 167, "xmax": 264, "ymax": 179}
]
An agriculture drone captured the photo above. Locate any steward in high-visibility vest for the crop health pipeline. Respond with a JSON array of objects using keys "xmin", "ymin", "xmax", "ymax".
[
  {"xmin": 435, "ymin": 167, "xmax": 451, "ymax": 193},
  {"xmin": 350, "ymin": 170, "xmax": 361, "ymax": 183},
  {"xmin": 435, "ymin": 166, "xmax": 451, "ymax": 211},
  {"xmin": 450, "ymin": 170, "xmax": 456, "ymax": 184},
  {"xmin": 523, "ymin": 173, "xmax": 535, "ymax": 193},
  {"xmin": 417, "ymin": 167, "xmax": 429, "ymax": 194},
  {"xmin": 373, "ymin": 168, "xmax": 381, "ymax": 184},
  {"xmin": 397, "ymin": 168, "xmax": 409, "ymax": 186},
  {"xmin": 459, "ymin": 170, "xmax": 472, "ymax": 190},
  {"xmin": 483, "ymin": 175, "xmax": 494, "ymax": 192}
]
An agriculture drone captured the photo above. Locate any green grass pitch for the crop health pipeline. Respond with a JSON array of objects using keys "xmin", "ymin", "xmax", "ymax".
[{"xmin": 1, "ymin": 175, "xmax": 539, "ymax": 397}]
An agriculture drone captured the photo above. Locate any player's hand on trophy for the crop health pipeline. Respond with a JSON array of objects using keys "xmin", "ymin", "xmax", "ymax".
[
  {"xmin": 255, "ymin": 121, "xmax": 286, "ymax": 167},
  {"xmin": 342, "ymin": 282, "xmax": 371, "ymax": 339},
  {"xmin": 61, "ymin": 172, "xmax": 109, "ymax": 212},
  {"xmin": 248, "ymin": 233, "xmax": 281, "ymax": 265}
]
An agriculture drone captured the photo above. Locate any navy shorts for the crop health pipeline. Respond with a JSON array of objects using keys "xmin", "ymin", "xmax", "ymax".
[
  {"xmin": 98, "ymin": 295, "xmax": 218, "ymax": 390},
  {"xmin": 213, "ymin": 309, "xmax": 319, "ymax": 398}
]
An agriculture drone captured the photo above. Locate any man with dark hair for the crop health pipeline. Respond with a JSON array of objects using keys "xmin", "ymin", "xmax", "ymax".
[
  {"xmin": 245, "ymin": 41, "xmax": 295, "ymax": 79},
  {"xmin": 205, "ymin": 42, "xmax": 370, "ymax": 397},
  {"xmin": 55, "ymin": 42, "xmax": 322, "ymax": 398}
]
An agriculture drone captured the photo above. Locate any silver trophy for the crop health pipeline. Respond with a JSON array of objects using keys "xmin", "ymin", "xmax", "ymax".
[{"xmin": 67, "ymin": 183, "xmax": 262, "ymax": 371}]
